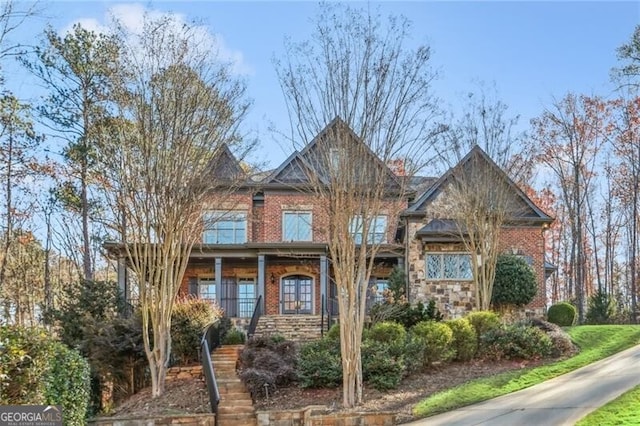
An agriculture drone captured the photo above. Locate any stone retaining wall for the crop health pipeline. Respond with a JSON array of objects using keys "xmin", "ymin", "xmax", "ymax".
[
  {"xmin": 89, "ymin": 414, "xmax": 215, "ymax": 426},
  {"xmin": 165, "ymin": 365, "xmax": 203, "ymax": 381},
  {"xmin": 256, "ymin": 406, "xmax": 396, "ymax": 426}
]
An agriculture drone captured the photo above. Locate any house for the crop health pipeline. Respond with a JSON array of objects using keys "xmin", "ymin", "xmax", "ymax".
[{"xmin": 109, "ymin": 119, "xmax": 553, "ymax": 338}]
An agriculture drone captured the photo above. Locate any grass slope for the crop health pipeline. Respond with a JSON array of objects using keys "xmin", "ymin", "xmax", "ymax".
[
  {"xmin": 576, "ymin": 385, "xmax": 640, "ymax": 425},
  {"xmin": 413, "ymin": 325, "xmax": 640, "ymax": 418}
]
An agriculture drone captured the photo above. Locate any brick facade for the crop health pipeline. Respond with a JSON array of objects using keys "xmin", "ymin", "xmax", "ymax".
[{"xmin": 154, "ymin": 125, "xmax": 553, "ymax": 324}]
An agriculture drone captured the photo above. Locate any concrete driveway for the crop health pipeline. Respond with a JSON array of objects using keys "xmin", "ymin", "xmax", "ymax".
[{"xmin": 404, "ymin": 343, "xmax": 640, "ymax": 426}]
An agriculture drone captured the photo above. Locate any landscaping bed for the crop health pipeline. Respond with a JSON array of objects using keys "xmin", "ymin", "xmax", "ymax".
[{"xmin": 106, "ymin": 357, "xmax": 549, "ymax": 424}]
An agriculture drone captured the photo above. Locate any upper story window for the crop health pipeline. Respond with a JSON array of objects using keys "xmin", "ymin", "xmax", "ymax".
[
  {"xmin": 426, "ymin": 253, "xmax": 473, "ymax": 281},
  {"xmin": 349, "ymin": 215, "xmax": 387, "ymax": 244},
  {"xmin": 203, "ymin": 210, "xmax": 247, "ymax": 244},
  {"xmin": 283, "ymin": 211, "xmax": 312, "ymax": 241}
]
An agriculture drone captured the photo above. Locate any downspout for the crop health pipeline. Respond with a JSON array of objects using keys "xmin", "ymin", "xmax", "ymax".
[{"xmin": 404, "ymin": 216, "xmax": 411, "ymax": 302}]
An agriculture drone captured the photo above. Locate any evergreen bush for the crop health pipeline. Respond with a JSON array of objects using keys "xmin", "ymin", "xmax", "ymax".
[
  {"xmin": 445, "ymin": 318, "xmax": 477, "ymax": 361},
  {"xmin": 480, "ymin": 324, "xmax": 553, "ymax": 360},
  {"xmin": 466, "ymin": 310, "xmax": 501, "ymax": 348},
  {"xmin": 361, "ymin": 340, "xmax": 405, "ymax": 391},
  {"xmin": 222, "ymin": 328, "xmax": 246, "ymax": 345},
  {"xmin": 297, "ymin": 339, "xmax": 342, "ymax": 388},
  {"xmin": 367, "ymin": 321, "xmax": 406, "ymax": 345},
  {"xmin": 547, "ymin": 302, "xmax": 577, "ymax": 326},
  {"xmin": 586, "ymin": 289, "xmax": 616, "ymax": 324},
  {"xmin": 410, "ymin": 320, "xmax": 453, "ymax": 367},
  {"xmin": 0, "ymin": 326, "xmax": 91, "ymax": 425},
  {"xmin": 491, "ymin": 254, "xmax": 537, "ymax": 308}
]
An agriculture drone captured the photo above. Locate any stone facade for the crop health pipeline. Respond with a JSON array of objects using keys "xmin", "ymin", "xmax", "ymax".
[{"xmin": 407, "ymin": 197, "xmax": 549, "ymax": 319}]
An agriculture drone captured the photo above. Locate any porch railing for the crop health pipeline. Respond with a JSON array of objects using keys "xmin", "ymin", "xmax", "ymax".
[
  {"xmin": 246, "ymin": 295, "xmax": 263, "ymax": 339},
  {"xmin": 200, "ymin": 320, "xmax": 222, "ymax": 424}
]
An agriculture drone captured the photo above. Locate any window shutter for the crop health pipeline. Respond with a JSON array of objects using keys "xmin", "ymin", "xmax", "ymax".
[{"xmin": 188, "ymin": 277, "xmax": 198, "ymax": 296}]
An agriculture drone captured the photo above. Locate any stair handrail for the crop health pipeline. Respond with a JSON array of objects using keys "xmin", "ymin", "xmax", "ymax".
[
  {"xmin": 200, "ymin": 320, "xmax": 221, "ymax": 424},
  {"xmin": 246, "ymin": 295, "xmax": 263, "ymax": 339}
]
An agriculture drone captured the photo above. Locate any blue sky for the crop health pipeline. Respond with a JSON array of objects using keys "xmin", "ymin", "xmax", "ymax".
[{"xmin": 8, "ymin": 1, "xmax": 640, "ymax": 167}]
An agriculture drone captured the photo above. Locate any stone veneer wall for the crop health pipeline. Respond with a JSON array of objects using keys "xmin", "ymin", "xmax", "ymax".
[
  {"xmin": 256, "ymin": 406, "xmax": 396, "ymax": 426},
  {"xmin": 407, "ymin": 218, "xmax": 548, "ymax": 318},
  {"xmin": 89, "ymin": 414, "xmax": 215, "ymax": 426},
  {"xmin": 165, "ymin": 365, "xmax": 203, "ymax": 381}
]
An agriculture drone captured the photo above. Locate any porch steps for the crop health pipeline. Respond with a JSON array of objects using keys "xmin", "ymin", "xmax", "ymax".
[
  {"xmin": 253, "ymin": 315, "xmax": 324, "ymax": 341},
  {"xmin": 211, "ymin": 345, "xmax": 256, "ymax": 426}
]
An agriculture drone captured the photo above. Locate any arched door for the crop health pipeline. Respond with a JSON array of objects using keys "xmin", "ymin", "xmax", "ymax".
[{"xmin": 281, "ymin": 275, "xmax": 313, "ymax": 314}]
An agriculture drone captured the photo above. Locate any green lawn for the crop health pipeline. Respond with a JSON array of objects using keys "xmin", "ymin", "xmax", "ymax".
[
  {"xmin": 576, "ymin": 385, "xmax": 640, "ymax": 425},
  {"xmin": 413, "ymin": 325, "xmax": 640, "ymax": 418}
]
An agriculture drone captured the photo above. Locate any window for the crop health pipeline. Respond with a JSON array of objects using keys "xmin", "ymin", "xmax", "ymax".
[
  {"xmin": 350, "ymin": 215, "xmax": 387, "ymax": 244},
  {"xmin": 283, "ymin": 211, "xmax": 312, "ymax": 241},
  {"xmin": 198, "ymin": 278, "xmax": 216, "ymax": 302},
  {"xmin": 237, "ymin": 278, "xmax": 256, "ymax": 318},
  {"xmin": 203, "ymin": 211, "xmax": 247, "ymax": 244},
  {"xmin": 426, "ymin": 253, "xmax": 473, "ymax": 280}
]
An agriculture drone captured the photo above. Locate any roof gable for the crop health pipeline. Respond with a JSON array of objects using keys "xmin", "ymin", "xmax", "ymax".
[
  {"xmin": 407, "ymin": 145, "xmax": 553, "ymax": 223},
  {"xmin": 206, "ymin": 143, "xmax": 246, "ymax": 181},
  {"xmin": 265, "ymin": 116, "xmax": 402, "ymax": 192}
]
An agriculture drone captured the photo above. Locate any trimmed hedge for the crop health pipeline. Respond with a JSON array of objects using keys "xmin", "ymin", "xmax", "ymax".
[
  {"xmin": 480, "ymin": 324, "xmax": 553, "ymax": 360},
  {"xmin": 548, "ymin": 302, "xmax": 577, "ymax": 327},
  {"xmin": 491, "ymin": 254, "xmax": 537, "ymax": 308}
]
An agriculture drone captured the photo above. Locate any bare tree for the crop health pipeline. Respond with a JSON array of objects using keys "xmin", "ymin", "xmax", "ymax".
[
  {"xmin": 98, "ymin": 15, "xmax": 251, "ymax": 398},
  {"xmin": 530, "ymin": 94, "xmax": 609, "ymax": 322},
  {"xmin": 436, "ymin": 86, "xmax": 535, "ymax": 310},
  {"xmin": 275, "ymin": 3, "xmax": 439, "ymax": 407}
]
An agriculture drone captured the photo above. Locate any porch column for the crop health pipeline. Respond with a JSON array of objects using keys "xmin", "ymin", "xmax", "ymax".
[
  {"xmin": 215, "ymin": 257, "xmax": 222, "ymax": 307},
  {"xmin": 258, "ymin": 255, "xmax": 265, "ymax": 312},
  {"xmin": 320, "ymin": 255, "xmax": 328, "ymax": 312},
  {"xmin": 117, "ymin": 257, "xmax": 129, "ymax": 301}
]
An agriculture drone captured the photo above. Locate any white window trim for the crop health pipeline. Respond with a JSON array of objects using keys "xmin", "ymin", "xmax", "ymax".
[
  {"xmin": 425, "ymin": 252, "xmax": 474, "ymax": 281},
  {"xmin": 282, "ymin": 210, "xmax": 313, "ymax": 242}
]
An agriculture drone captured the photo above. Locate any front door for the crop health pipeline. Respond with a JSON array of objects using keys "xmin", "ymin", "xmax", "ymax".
[{"xmin": 281, "ymin": 275, "xmax": 313, "ymax": 314}]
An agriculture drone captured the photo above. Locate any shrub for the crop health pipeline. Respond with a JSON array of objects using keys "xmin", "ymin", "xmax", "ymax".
[
  {"xmin": 0, "ymin": 326, "xmax": 91, "ymax": 425},
  {"xmin": 466, "ymin": 310, "xmax": 501, "ymax": 346},
  {"xmin": 239, "ymin": 368, "xmax": 276, "ymax": 398},
  {"xmin": 445, "ymin": 318, "xmax": 477, "ymax": 361},
  {"xmin": 222, "ymin": 328, "xmax": 246, "ymax": 345},
  {"xmin": 297, "ymin": 339, "xmax": 342, "ymax": 388},
  {"xmin": 491, "ymin": 254, "xmax": 538, "ymax": 308},
  {"xmin": 43, "ymin": 343, "xmax": 91, "ymax": 426},
  {"xmin": 171, "ymin": 296, "xmax": 222, "ymax": 365},
  {"xmin": 325, "ymin": 323, "xmax": 340, "ymax": 341},
  {"xmin": 519, "ymin": 318, "xmax": 575, "ymax": 358},
  {"xmin": 586, "ymin": 289, "xmax": 616, "ymax": 324},
  {"xmin": 367, "ymin": 321, "xmax": 406, "ymax": 345},
  {"xmin": 370, "ymin": 299, "xmax": 443, "ymax": 329},
  {"xmin": 410, "ymin": 321, "xmax": 453, "ymax": 367},
  {"xmin": 361, "ymin": 341, "xmax": 404, "ymax": 391},
  {"xmin": 238, "ymin": 335, "xmax": 298, "ymax": 397},
  {"xmin": 547, "ymin": 302, "xmax": 577, "ymax": 326},
  {"xmin": 480, "ymin": 324, "xmax": 553, "ymax": 361}
]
